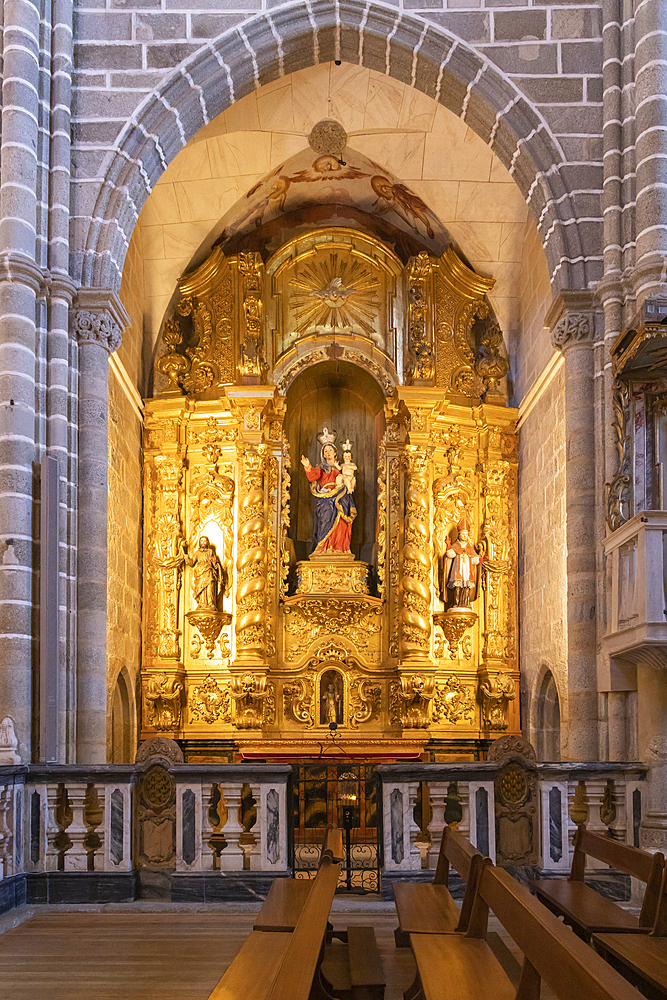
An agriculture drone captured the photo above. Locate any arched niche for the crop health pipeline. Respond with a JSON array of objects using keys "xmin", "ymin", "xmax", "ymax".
[
  {"xmin": 536, "ymin": 670, "xmax": 561, "ymax": 762},
  {"xmin": 285, "ymin": 360, "xmax": 386, "ymax": 568},
  {"xmin": 110, "ymin": 667, "xmax": 136, "ymax": 763}
]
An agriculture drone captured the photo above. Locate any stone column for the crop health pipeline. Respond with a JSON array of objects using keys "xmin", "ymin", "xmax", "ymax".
[
  {"xmin": 637, "ymin": 659, "xmax": 667, "ymax": 851},
  {"xmin": 0, "ymin": 0, "xmax": 42, "ymax": 762},
  {"xmin": 633, "ymin": 0, "xmax": 667, "ymax": 303},
  {"xmin": 548, "ymin": 297, "xmax": 601, "ymax": 760},
  {"xmin": 72, "ymin": 290, "xmax": 128, "ymax": 763}
]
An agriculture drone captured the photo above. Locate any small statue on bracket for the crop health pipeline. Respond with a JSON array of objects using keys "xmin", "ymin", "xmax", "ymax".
[
  {"xmin": 186, "ymin": 535, "xmax": 226, "ymax": 610},
  {"xmin": 438, "ymin": 519, "xmax": 483, "ymax": 610}
]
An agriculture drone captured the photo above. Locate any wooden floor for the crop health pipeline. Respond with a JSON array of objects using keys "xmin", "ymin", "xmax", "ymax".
[{"xmin": 0, "ymin": 908, "xmax": 563, "ymax": 1000}]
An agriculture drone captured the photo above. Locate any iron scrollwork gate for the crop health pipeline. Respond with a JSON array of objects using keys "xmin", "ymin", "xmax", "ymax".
[{"xmin": 290, "ymin": 764, "xmax": 381, "ymax": 893}]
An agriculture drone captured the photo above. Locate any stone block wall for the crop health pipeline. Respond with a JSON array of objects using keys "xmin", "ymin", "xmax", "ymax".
[
  {"xmin": 518, "ymin": 365, "xmax": 567, "ymax": 754},
  {"xmin": 118, "ymin": 221, "xmax": 146, "ymax": 393},
  {"xmin": 69, "ymin": 0, "xmax": 605, "ymax": 295},
  {"xmin": 107, "ymin": 369, "xmax": 142, "ymax": 757},
  {"xmin": 510, "ymin": 214, "xmax": 554, "ymax": 404}
]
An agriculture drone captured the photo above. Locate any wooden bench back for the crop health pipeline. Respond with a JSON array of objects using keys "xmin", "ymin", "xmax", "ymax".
[
  {"xmin": 468, "ymin": 864, "xmax": 643, "ymax": 1000},
  {"xmin": 434, "ymin": 824, "xmax": 483, "ymax": 886},
  {"xmin": 320, "ymin": 825, "xmax": 344, "ymax": 865},
  {"xmin": 570, "ymin": 826, "xmax": 664, "ymax": 927},
  {"xmin": 267, "ymin": 855, "xmax": 341, "ymax": 1000}
]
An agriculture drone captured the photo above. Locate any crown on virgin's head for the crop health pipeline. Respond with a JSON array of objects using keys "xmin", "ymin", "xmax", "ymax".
[{"xmin": 317, "ymin": 426, "xmax": 336, "ymax": 446}]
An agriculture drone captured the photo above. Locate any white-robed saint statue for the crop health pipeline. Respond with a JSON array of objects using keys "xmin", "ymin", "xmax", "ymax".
[{"xmin": 439, "ymin": 519, "xmax": 482, "ymax": 610}]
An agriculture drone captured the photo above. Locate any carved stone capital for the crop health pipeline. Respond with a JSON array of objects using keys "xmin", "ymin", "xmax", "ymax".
[
  {"xmin": 73, "ymin": 309, "xmax": 122, "ymax": 353},
  {"xmin": 72, "ymin": 288, "xmax": 129, "ymax": 353},
  {"xmin": 550, "ymin": 312, "xmax": 594, "ymax": 351}
]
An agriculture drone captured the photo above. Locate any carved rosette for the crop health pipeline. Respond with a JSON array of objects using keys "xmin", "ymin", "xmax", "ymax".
[
  {"xmin": 400, "ymin": 447, "xmax": 432, "ymax": 661},
  {"xmin": 235, "ymin": 444, "xmax": 268, "ymax": 660}
]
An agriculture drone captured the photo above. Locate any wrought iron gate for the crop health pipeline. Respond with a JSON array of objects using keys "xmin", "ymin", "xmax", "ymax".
[{"xmin": 290, "ymin": 764, "xmax": 381, "ymax": 893}]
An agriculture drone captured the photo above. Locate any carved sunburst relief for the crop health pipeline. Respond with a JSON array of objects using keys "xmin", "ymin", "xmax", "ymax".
[{"xmin": 289, "ymin": 253, "xmax": 380, "ymax": 337}]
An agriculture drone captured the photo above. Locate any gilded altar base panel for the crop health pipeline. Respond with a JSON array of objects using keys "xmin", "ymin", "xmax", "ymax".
[{"xmin": 141, "ymin": 225, "xmax": 519, "ymax": 760}]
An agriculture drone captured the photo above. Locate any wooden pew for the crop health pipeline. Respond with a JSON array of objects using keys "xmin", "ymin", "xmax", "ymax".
[
  {"xmin": 393, "ymin": 825, "xmax": 484, "ymax": 947},
  {"xmin": 254, "ymin": 825, "xmax": 343, "ymax": 933},
  {"xmin": 594, "ymin": 868, "xmax": 667, "ymax": 999},
  {"xmin": 531, "ymin": 825, "xmax": 665, "ymax": 941},
  {"xmin": 407, "ymin": 861, "xmax": 645, "ymax": 1000},
  {"xmin": 208, "ymin": 848, "xmax": 341, "ymax": 1000}
]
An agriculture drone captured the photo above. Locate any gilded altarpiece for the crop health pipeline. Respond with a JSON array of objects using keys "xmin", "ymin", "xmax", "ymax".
[{"xmin": 143, "ymin": 227, "xmax": 518, "ymax": 758}]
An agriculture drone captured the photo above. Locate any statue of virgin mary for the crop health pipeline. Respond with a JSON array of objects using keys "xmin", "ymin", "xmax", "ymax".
[{"xmin": 300, "ymin": 428, "xmax": 357, "ymax": 556}]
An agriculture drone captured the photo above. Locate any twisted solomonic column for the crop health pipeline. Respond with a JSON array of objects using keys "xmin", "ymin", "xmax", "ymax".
[
  {"xmin": 400, "ymin": 446, "xmax": 432, "ymax": 664},
  {"xmin": 235, "ymin": 444, "xmax": 268, "ymax": 663}
]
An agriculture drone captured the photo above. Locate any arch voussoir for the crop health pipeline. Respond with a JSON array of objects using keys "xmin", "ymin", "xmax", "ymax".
[{"xmin": 79, "ymin": 0, "xmax": 596, "ymax": 295}]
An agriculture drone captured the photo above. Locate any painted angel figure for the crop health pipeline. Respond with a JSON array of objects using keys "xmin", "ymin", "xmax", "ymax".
[{"xmin": 301, "ymin": 427, "xmax": 357, "ymax": 555}]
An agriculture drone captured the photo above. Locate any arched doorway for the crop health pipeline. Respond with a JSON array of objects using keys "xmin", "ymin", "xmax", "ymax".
[
  {"xmin": 536, "ymin": 670, "xmax": 561, "ymax": 762},
  {"xmin": 110, "ymin": 668, "xmax": 136, "ymax": 763}
]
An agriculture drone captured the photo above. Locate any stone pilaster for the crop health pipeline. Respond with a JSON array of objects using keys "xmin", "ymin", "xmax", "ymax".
[
  {"xmin": 633, "ymin": 0, "xmax": 667, "ymax": 303},
  {"xmin": 548, "ymin": 294, "xmax": 601, "ymax": 760},
  {"xmin": 73, "ymin": 289, "xmax": 128, "ymax": 763}
]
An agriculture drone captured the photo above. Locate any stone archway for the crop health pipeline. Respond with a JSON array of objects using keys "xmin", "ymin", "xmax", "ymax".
[{"xmin": 77, "ymin": 1, "xmax": 597, "ymax": 295}]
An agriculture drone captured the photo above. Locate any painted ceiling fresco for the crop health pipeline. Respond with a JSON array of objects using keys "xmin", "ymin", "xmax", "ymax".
[{"xmin": 215, "ymin": 146, "xmax": 455, "ymax": 260}]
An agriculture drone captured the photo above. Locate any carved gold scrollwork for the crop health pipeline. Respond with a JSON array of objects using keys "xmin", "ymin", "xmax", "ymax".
[
  {"xmin": 280, "ymin": 435, "xmax": 291, "ymax": 598},
  {"xmin": 388, "ymin": 455, "xmax": 401, "ymax": 657},
  {"xmin": 235, "ymin": 444, "xmax": 268, "ymax": 659},
  {"xmin": 283, "ymin": 674, "xmax": 316, "ymax": 728},
  {"xmin": 238, "ymin": 252, "xmax": 267, "ymax": 382},
  {"xmin": 230, "ymin": 672, "xmax": 273, "ymax": 729},
  {"xmin": 283, "ymin": 598, "xmax": 382, "ymax": 661},
  {"xmin": 389, "ymin": 674, "xmax": 434, "ymax": 728},
  {"xmin": 432, "ymin": 674, "xmax": 474, "ymax": 725},
  {"xmin": 480, "ymin": 672, "xmax": 516, "ymax": 730},
  {"xmin": 606, "ymin": 379, "xmax": 631, "ymax": 530},
  {"xmin": 376, "ymin": 435, "xmax": 387, "ymax": 600},
  {"xmin": 480, "ymin": 460, "xmax": 515, "ymax": 663},
  {"xmin": 348, "ymin": 674, "xmax": 382, "ymax": 728},
  {"xmin": 406, "ymin": 253, "xmax": 433, "ymax": 383},
  {"xmin": 400, "ymin": 446, "xmax": 432, "ymax": 660},
  {"xmin": 189, "ymin": 675, "xmax": 231, "ymax": 725},
  {"xmin": 143, "ymin": 673, "xmax": 184, "ymax": 731},
  {"xmin": 151, "ymin": 456, "xmax": 186, "ymax": 660}
]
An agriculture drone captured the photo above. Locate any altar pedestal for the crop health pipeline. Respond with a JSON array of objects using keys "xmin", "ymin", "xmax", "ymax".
[{"xmin": 295, "ymin": 554, "xmax": 370, "ymax": 596}]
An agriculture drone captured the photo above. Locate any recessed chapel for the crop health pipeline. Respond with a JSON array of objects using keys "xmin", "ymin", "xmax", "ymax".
[{"xmin": 1, "ymin": 0, "xmax": 667, "ymax": 949}]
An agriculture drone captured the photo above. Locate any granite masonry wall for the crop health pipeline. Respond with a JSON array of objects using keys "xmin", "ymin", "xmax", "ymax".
[{"xmin": 518, "ymin": 365, "xmax": 568, "ymax": 755}]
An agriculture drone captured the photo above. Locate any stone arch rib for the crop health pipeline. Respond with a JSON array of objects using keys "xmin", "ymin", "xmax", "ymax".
[{"xmin": 80, "ymin": 0, "xmax": 598, "ymax": 294}]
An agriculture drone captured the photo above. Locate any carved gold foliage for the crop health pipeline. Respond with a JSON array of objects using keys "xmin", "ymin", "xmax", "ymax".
[
  {"xmin": 150, "ymin": 456, "xmax": 186, "ymax": 660},
  {"xmin": 400, "ymin": 446, "xmax": 432, "ymax": 657},
  {"xmin": 235, "ymin": 444, "xmax": 268, "ymax": 656},
  {"xmin": 238, "ymin": 252, "xmax": 267, "ymax": 381},
  {"xmin": 230, "ymin": 672, "xmax": 273, "ymax": 729},
  {"xmin": 144, "ymin": 673, "xmax": 183, "ymax": 731},
  {"xmin": 432, "ymin": 675, "xmax": 474, "ymax": 725},
  {"xmin": 389, "ymin": 674, "xmax": 434, "ymax": 728},
  {"xmin": 280, "ymin": 435, "xmax": 291, "ymax": 598},
  {"xmin": 406, "ymin": 253, "xmax": 433, "ymax": 383},
  {"xmin": 296, "ymin": 562, "xmax": 369, "ymax": 596},
  {"xmin": 376, "ymin": 435, "xmax": 387, "ymax": 600},
  {"xmin": 283, "ymin": 598, "xmax": 382, "ymax": 660},
  {"xmin": 189, "ymin": 675, "xmax": 231, "ymax": 725},
  {"xmin": 389, "ymin": 456, "xmax": 401, "ymax": 657},
  {"xmin": 480, "ymin": 672, "xmax": 516, "ymax": 731}
]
